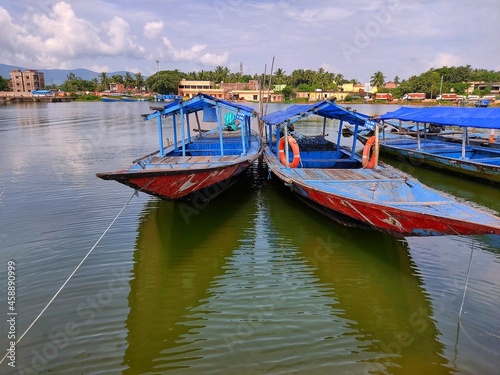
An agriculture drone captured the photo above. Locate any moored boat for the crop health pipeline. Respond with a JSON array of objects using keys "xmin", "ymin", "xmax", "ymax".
[
  {"xmin": 261, "ymin": 100, "xmax": 500, "ymax": 236},
  {"xmin": 97, "ymin": 94, "xmax": 262, "ymax": 201},
  {"xmin": 102, "ymin": 96, "xmax": 121, "ymax": 102},
  {"xmin": 367, "ymin": 106, "xmax": 500, "ymax": 184},
  {"xmin": 121, "ymin": 96, "xmax": 138, "ymax": 102}
]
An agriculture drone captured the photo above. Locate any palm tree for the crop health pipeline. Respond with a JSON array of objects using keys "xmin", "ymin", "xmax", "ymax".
[
  {"xmin": 99, "ymin": 72, "xmax": 109, "ymax": 91},
  {"xmin": 333, "ymin": 73, "xmax": 345, "ymax": 86},
  {"xmin": 111, "ymin": 74, "xmax": 124, "ymax": 84},
  {"xmin": 124, "ymin": 72, "xmax": 134, "ymax": 89},
  {"xmin": 370, "ymin": 71, "xmax": 385, "ymax": 88},
  {"xmin": 134, "ymin": 73, "xmax": 144, "ymax": 90},
  {"xmin": 214, "ymin": 66, "xmax": 230, "ymax": 83},
  {"xmin": 273, "ymin": 68, "xmax": 286, "ymax": 85}
]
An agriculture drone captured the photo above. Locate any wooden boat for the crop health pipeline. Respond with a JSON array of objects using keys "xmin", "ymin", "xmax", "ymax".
[
  {"xmin": 121, "ymin": 96, "xmax": 138, "ymax": 102},
  {"xmin": 261, "ymin": 100, "xmax": 500, "ymax": 237},
  {"xmin": 365, "ymin": 106, "xmax": 500, "ymax": 184},
  {"xmin": 97, "ymin": 94, "xmax": 261, "ymax": 201},
  {"xmin": 101, "ymin": 96, "xmax": 121, "ymax": 102}
]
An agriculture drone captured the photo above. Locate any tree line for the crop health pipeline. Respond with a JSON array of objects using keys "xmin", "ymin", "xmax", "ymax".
[
  {"xmin": 144, "ymin": 65, "xmax": 500, "ymax": 98},
  {"xmin": 2, "ymin": 65, "xmax": 497, "ymax": 98}
]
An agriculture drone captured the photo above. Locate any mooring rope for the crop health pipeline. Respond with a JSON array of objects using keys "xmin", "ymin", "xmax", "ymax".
[
  {"xmin": 0, "ymin": 188, "xmax": 141, "ymax": 365},
  {"xmin": 453, "ymin": 236, "xmax": 476, "ymax": 365},
  {"xmin": 458, "ymin": 237, "xmax": 475, "ymax": 320}
]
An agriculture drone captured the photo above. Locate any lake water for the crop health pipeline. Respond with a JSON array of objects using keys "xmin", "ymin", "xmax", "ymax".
[{"xmin": 0, "ymin": 101, "xmax": 499, "ymax": 374}]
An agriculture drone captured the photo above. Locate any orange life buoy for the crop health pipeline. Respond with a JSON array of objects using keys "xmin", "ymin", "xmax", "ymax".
[
  {"xmin": 278, "ymin": 136, "xmax": 300, "ymax": 168},
  {"xmin": 362, "ymin": 136, "xmax": 377, "ymax": 169}
]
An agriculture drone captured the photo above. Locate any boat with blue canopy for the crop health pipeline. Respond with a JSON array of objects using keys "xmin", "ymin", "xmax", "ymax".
[
  {"xmin": 261, "ymin": 100, "xmax": 500, "ymax": 236},
  {"xmin": 364, "ymin": 106, "xmax": 500, "ymax": 184},
  {"xmin": 97, "ymin": 94, "xmax": 261, "ymax": 201}
]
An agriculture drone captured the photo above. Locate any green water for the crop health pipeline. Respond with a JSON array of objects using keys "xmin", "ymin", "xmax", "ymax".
[{"xmin": 0, "ymin": 102, "xmax": 498, "ymax": 374}]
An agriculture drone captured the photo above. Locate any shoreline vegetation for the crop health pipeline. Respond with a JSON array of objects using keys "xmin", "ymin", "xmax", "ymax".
[
  {"xmin": 2, "ymin": 64, "xmax": 499, "ymax": 107},
  {"xmin": 1, "ymin": 93, "xmax": 497, "ymax": 107}
]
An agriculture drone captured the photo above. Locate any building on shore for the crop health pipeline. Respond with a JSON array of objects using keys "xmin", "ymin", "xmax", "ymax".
[
  {"xmin": 10, "ymin": 69, "xmax": 45, "ymax": 92},
  {"xmin": 177, "ymin": 79, "xmax": 283, "ymax": 102}
]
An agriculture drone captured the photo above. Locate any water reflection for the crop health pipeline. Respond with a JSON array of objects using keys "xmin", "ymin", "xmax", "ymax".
[{"xmin": 123, "ymin": 164, "xmax": 452, "ymax": 374}]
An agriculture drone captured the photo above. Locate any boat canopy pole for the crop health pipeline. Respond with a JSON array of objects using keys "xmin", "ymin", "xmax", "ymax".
[
  {"xmin": 240, "ymin": 113, "xmax": 247, "ymax": 155},
  {"xmin": 382, "ymin": 120, "xmax": 386, "ymax": 140},
  {"xmin": 322, "ymin": 117, "xmax": 327, "ymax": 136},
  {"xmin": 186, "ymin": 112, "xmax": 192, "ymax": 143},
  {"xmin": 416, "ymin": 122, "xmax": 421, "ymax": 150},
  {"xmin": 284, "ymin": 120, "xmax": 290, "ymax": 168},
  {"xmin": 194, "ymin": 112, "xmax": 202, "ymax": 137},
  {"xmin": 217, "ymin": 104, "xmax": 224, "ymax": 156},
  {"xmin": 180, "ymin": 106, "xmax": 186, "ymax": 156},
  {"xmin": 157, "ymin": 116, "xmax": 165, "ymax": 157},
  {"xmin": 374, "ymin": 122, "xmax": 380, "ymax": 168},
  {"xmin": 275, "ymin": 125, "xmax": 279, "ymax": 154},
  {"xmin": 350, "ymin": 121, "xmax": 358, "ymax": 159},
  {"xmin": 337, "ymin": 120, "xmax": 343, "ymax": 152},
  {"xmin": 173, "ymin": 115, "xmax": 178, "ymax": 151},
  {"xmin": 462, "ymin": 128, "xmax": 467, "ymax": 159}
]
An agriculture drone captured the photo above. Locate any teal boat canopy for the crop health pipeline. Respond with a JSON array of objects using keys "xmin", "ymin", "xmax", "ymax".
[{"xmin": 380, "ymin": 106, "xmax": 500, "ymax": 130}]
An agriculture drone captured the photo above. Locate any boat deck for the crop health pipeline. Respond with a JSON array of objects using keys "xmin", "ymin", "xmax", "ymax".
[
  {"xmin": 144, "ymin": 154, "xmax": 244, "ymax": 170},
  {"xmin": 289, "ymin": 167, "xmax": 405, "ymax": 183}
]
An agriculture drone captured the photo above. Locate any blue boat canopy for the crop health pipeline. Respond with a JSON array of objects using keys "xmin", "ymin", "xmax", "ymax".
[
  {"xmin": 380, "ymin": 106, "xmax": 500, "ymax": 129},
  {"xmin": 261, "ymin": 100, "xmax": 369, "ymax": 127},
  {"xmin": 150, "ymin": 93, "xmax": 256, "ymax": 118}
]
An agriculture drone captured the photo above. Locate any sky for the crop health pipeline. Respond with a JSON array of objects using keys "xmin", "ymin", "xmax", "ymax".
[{"xmin": 1, "ymin": 0, "xmax": 499, "ymax": 83}]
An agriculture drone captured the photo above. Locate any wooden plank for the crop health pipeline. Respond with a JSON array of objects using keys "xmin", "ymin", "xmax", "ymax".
[{"xmin": 383, "ymin": 201, "xmax": 451, "ymax": 206}]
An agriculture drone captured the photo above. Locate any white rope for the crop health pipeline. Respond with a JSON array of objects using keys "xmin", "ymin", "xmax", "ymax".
[
  {"xmin": 0, "ymin": 190, "xmax": 137, "ymax": 365},
  {"xmin": 458, "ymin": 237, "xmax": 475, "ymax": 320}
]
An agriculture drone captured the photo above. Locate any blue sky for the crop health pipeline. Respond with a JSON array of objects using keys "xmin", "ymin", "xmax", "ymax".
[{"xmin": 1, "ymin": 0, "xmax": 499, "ymax": 83}]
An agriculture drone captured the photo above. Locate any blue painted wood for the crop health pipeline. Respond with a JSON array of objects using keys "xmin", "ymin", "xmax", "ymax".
[{"xmin": 365, "ymin": 135, "xmax": 500, "ymax": 184}]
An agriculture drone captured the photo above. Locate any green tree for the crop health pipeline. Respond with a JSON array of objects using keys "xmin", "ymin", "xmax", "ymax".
[
  {"xmin": 214, "ymin": 66, "xmax": 230, "ymax": 83},
  {"xmin": 124, "ymin": 72, "xmax": 134, "ymax": 88},
  {"xmin": 134, "ymin": 73, "xmax": 145, "ymax": 90},
  {"xmin": 281, "ymin": 86, "xmax": 293, "ymax": 100},
  {"xmin": 111, "ymin": 74, "xmax": 124, "ymax": 84},
  {"xmin": 0, "ymin": 76, "xmax": 10, "ymax": 91},
  {"xmin": 145, "ymin": 70, "xmax": 187, "ymax": 94},
  {"xmin": 98, "ymin": 72, "xmax": 110, "ymax": 91},
  {"xmin": 274, "ymin": 68, "xmax": 286, "ymax": 85},
  {"xmin": 370, "ymin": 71, "xmax": 385, "ymax": 88}
]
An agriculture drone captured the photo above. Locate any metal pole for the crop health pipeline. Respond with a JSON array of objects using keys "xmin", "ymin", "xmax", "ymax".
[
  {"xmin": 374, "ymin": 123, "xmax": 379, "ymax": 168},
  {"xmin": 284, "ymin": 122, "xmax": 289, "ymax": 168},
  {"xmin": 180, "ymin": 107, "xmax": 186, "ymax": 156},
  {"xmin": 172, "ymin": 115, "xmax": 178, "ymax": 151},
  {"xmin": 217, "ymin": 104, "xmax": 224, "ymax": 156},
  {"xmin": 157, "ymin": 116, "xmax": 164, "ymax": 157}
]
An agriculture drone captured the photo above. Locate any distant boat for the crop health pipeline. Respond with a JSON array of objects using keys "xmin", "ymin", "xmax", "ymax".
[
  {"xmin": 97, "ymin": 94, "xmax": 262, "ymax": 201},
  {"xmin": 121, "ymin": 96, "xmax": 137, "ymax": 102},
  {"xmin": 475, "ymin": 99, "xmax": 490, "ymax": 107},
  {"xmin": 364, "ymin": 106, "xmax": 500, "ymax": 184},
  {"xmin": 102, "ymin": 96, "xmax": 120, "ymax": 102},
  {"xmin": 261, "ymin": 100, "xmax": 500, "ymax": 236}
]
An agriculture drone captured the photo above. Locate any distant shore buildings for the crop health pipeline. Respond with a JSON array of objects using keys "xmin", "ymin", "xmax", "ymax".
[
  {"xmin": 9, "ymin": 69, "xmax": 45, "ymax": 92},
  {"xmin": 177, "ymin": 79, "xmax": 284, "ymax": 102}
]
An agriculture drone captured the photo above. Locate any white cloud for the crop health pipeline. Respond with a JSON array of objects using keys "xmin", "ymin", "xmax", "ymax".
[
  {"xmin": 160, "ymin": 37, "xmax": 228, "ymax": 67},
  {"xmin": 0, "ymin": 2, "xmax": 144, "ymax": 69},
  {"xmin": 143, "ymin": 20, "xmax": 164, "ymax": 39},
  {"xmin": 428, "ymin": 52, "xmax": 461, "ymax": 69},
  {"xmin": 200, "ymin": 52, "xmax": 229, "ymax": 66}
]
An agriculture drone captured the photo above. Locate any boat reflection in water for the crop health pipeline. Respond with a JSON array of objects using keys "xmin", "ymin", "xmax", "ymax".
[{"xmin": 122, "ymin": 164, "xmax": 452, "ymax": 374}]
